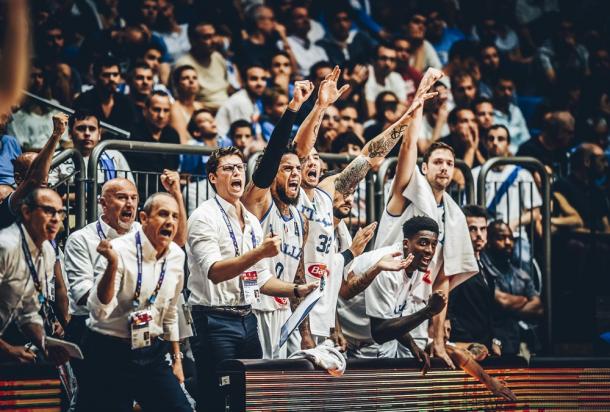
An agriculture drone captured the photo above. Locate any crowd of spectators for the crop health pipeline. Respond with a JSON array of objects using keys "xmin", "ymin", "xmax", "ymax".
[{"xmin": 1, "ymin": 0, "xmax": 610, "ymax": 408}]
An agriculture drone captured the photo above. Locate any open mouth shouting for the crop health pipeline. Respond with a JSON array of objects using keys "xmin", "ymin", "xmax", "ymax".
[
  {"xmin": 159, "ymin": 227, "xmax": 173, "ymax": 240},
  {"xmin": 287, "ymin": 179, "xmax": 300, "ymax": 196},
  {"xmin": 230, "ymin": 178, "xmax": 243, "ymax": 192}
]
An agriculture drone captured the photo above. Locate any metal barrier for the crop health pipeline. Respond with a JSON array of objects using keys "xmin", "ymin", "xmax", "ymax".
[
  {"xmin": 375, "ymin": 157, "xmax": 475, "ymax": 216},
  {"xmin": 50, "ymin": 149, "xmax": 86, "ymax": 234},
  {"xmin": 88, "ymin": 140, "xmax": 218, "ymax": 221},
  {"xmin": 23, "ymin": 91, "xmax": 131, "ymax": 139},
  {"xmin": 477, "ymin": 156, "xmax": 552, "ymax": 351}
]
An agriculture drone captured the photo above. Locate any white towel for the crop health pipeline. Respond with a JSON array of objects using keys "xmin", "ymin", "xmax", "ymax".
[
  {"xmin": 402, "ymin": 169, "xmax": 478, "ymax": 290},
  {"xmin": 289, "ymin": 339, "xmax": 347, "ymax": 377}
]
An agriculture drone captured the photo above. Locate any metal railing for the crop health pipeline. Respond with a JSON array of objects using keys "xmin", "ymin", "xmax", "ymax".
[
  {"xmin": 375, "ymin": 157, "xmax": 475, "ymax": 215},
  {"xmin": 88, "ymin": 140, "xmax": 218, "ymax": 221},
  {"xmin": 23, "ymin": 91, "xmax": 131, "ymax": 139},
  {"xmin": 50, "ymin": 149, "xmax": 86, "ymax": 233},
  {"xmin": 477, "ymin": 156, "xmax": 552, "ymax": 351}
]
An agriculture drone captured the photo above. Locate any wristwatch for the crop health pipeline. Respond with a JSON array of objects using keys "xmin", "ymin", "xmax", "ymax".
[{"xmin": 492, "ymin": 338, "xmax": 502, "ymax": 348}]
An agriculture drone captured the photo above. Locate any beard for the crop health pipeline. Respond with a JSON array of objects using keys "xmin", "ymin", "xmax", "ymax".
[
  {"xmin": 333, "ymin": 207, "xmax": 350, "ymax": 219},
  {"xmin": 276, "ymin": 184, "xmax": 299, "ymax": 206}
]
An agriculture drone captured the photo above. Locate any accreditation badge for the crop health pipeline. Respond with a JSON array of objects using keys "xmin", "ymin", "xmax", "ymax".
[
  {"xmin": 241, "ymin": 271, "xmax": 261, "ymax": 304},
  {"xmin": 129, "ymin": 310, "xmax": 153, "ymax": 350}
]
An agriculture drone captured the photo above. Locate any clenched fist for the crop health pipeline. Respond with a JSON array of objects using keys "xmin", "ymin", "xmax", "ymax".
[
  {"xmin": 425, "ymin": 290, "xmax": 447, "ymax": 316},
  {"xmin": 52, "ymin": 113, "xmax": 69, "ymax": 137},
  {"xmin": 96, "ymin": 239, "xmax": 118, "ymax": 264},
  {"xmin": 258, "ymin": 234, "xmax": 281, "ymax": 258}
]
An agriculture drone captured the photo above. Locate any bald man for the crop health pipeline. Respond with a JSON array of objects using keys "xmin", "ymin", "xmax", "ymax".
[
  {"xmin": 64, "ymin": 172, "xmax": 187, "ymax": 344},
  {"xmin": 13, "ymin": 152, "xmax": 44, "ymax": 187}
]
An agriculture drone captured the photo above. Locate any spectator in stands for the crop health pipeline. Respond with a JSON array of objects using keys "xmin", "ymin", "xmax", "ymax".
[
  {"xmin": 473, "ymin": 97, "xmax": 496, "ymax": 138},
  {"xmin": 0, "ymin": 188, "xmax": 69, "ymax": 366},
  {"xmin": 269, "ymin": 51, "xmax": 294, "ymax": 98},
  {"xmin": 315, "ymin": 105, "xmax": 340, "ymax": 152},
  {"xmin": 332, "ymin": 132, "xmax": 367, "ymax": 222},
  {"xmin": 260, "ymin": 87, "xmax": 298, "ymax": 142},
  {"xmin": 482, "ymin": 221, "xmax": 543, "ymax": 356},
  {"xmin": 215, "ymin": 64, "xmax": 268, "ymax": 137},
  {"xmin": 1, "ymin": 114, "xmax": 68, "ymax": 230},
  {"xmin": 332, "ymin": 131, "xmax": 365, "ymax": 160},
  {"xmin": 478, "ymin": 44, "xmax": 501, "ymax": 98},
  {"xmin": 8, "ymin": 61, "xmax": 68, "ymax": 149},
  {"xmin": 49, "ymin": 109, "xmax": 133, "ymax": 186},
  {"xmin": 141, "ymin": 42, "xmax": 171, "ymax": 88},
  {"xmin": 492, "ymin": 73, "xmax": 530, "ymax": 153},
  {"xmin": 77, "ymin": 192, "xmax": 191, "ymax": 412},
  {"xmin": 449, "ymin": 205, "xmax": 500, "ymax": 356},
  {"xmin": 451, "ymin": 71, "xmax": 478, "ymax": 109},
  {"xmin": 317, "ymin": 6, "xmax": 376, "ymax": 67},
  {"xmin": 442, "ymin": 108, "xmax": 486, "ymax": 169},
  {"xmin": 426, "ymin": 9, "xmax": 465, "ymax": 67},
  {"xmin": 364, "ymin": 44, "xmax": 408, "ymax": 117},
  {"xmin": 337, "ymin": 101, "xmax": 363, "ymax": 136},
  {"xmin": 405, "ymin": 10, "xmax": 442, "ymax": 72},
  {"xmin": 0, "ymin": 113, "xmax": 21, "ymax": 186},
  {"xmin": 180, "ymin": 108, "xmax": 232, "ymax": 176},
  {"xmin": 393, "ymin": 35, "xmax": 422, "ymax": 101},
  {"xmin": 517, "ymin": 111, "xmax": 575, "ymax": 174},
  {"xmin": 170, "ymin": 65, "xmax": 205, "ymax": 144},
  {"xmin": 419, "ymin": 81, "xmax": 451, "ymax": 153},
  {"xmin": 175, "ymin": 21, "xmax": 230, "ymax": 111},
  {"xmin": 553, "ymin": 143, "xmax": 610, "ymax": 233},
  {"xmin": 472, "ymin": 125, "xmax": 542, "ymax": 271},
  {"xmin": 442, "ymin": 40, "xmax": 481, "ymax": 89},
  {"xmin": 126, "ymin": 62, "xmax": 154, "ymax": 115},
  {"xmin": 153, "ymin": 0, "xmax": 191, "ymax": 62},
  {"xmin": 286, "ymin": 5, "xmax": 329, "ymax": 77},
  {"xmin": 128, "ymin": 91, "xmax": 180, "ymax": 193},
  {"xmin": 73, "ymin": 56, "xmax": 138, "ymax": 134},
  {"xmin": 228, "ymin": 120, "xmax": 258, "ymax": 157},
  {"xmin": 364, "ymin": 91, "xmax": 401, "ymax": 142}
]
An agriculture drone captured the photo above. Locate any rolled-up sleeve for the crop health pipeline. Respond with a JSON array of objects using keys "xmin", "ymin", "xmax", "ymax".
[
  {"xmin": 65, "ymin": 234, "xmax": 95, "ymax": 306},
  {"xmin": 188, "ymin": 213, "xmax": 222, "ymax": 278},
  {"xmin": 163, "ymin": 253, "xmax": 185, "ymax": 342},
  {"xmin": 87, "ymin": 254, "xmax": 124, "ymax": 320},
  {"xmin": 15, "ymin": 286, "xmax": 44, "ymax": 328}
]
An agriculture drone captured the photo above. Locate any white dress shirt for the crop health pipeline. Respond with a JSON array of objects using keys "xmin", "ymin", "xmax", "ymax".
[
  {"xmin": 215, "ymin": 89, "xmax": 260, "ymax": 137},
  {"xmin": 186, "ymin": 195, "xmax": 271, "ymax": 307},
  {"xmin": 65, "ymin": 218, "xmax": 140, "ymax": 316},
  {"xmin": 364, "ymin": 66, "xmax": 409, "ymax": 103},
  {"xmin": 88, "ymin": 228, "xmax": 184, "ymax": 341},
  {"xmin": 0, "ymin": 223, "xmax": 50, "ymax": 334},
  {"xmin": 287, "ymin": 35, "xmax": 329, "ymax": 77}
]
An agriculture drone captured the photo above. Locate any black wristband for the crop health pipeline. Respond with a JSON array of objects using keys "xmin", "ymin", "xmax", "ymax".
[
  {"xmin": 293, "ymin": 284, "xmax": 301, "ymax": 298},
  {"xmin": 341, "ymin": 249, "xmax": 354, "ymax": 266}
]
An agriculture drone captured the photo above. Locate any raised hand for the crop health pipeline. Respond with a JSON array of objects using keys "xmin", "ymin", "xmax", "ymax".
[
  {"xmin": 52, "ymin": 113, "xmax": 69, "ymax": 137},
  {"xmin": 400, "ymin": 92, "xmax": 438, "ymax": 122},
  {"xmin": 290, "ymin": 80, "xmax": 315, "ymax": 110},
  {"xmin": 160, "ymin": 169, "xmax": 181, "ymax": 195},
  {"xmin": 317, "ymin": 65, "xmax": 350, "ymax": 108},
  {"xmin": 350, "ymin": 222, "xmax": 377, "ymax": 257},
  {"xmin": 415, "ymin": 68, "xmax": 444, "ymax": 99},
  {"xmin": 425, "ymin": 290, "xmax": 448, "ymax": 316},
  {"xmin": 96, "ymin": 239, "xmax": 118, "ymax": 265},
  {"xmin": 376, "ymin": 251, "xmax": 413, "ymax": 272},
  {"xmin": 258, "ymin": 233, "xmax": 281, "ymax": 258}
]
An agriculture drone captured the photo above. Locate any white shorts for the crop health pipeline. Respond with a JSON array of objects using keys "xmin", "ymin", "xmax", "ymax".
[{"xmin": 254, "ymin": 309, "xmax": 291, "ymax": 359}]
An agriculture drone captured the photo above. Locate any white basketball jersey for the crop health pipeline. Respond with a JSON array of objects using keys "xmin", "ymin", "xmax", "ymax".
[
  {"xmin": 298, "ymin": 187, "xmax": 337, "ymax": 337},
  {"xmin": 254, "ymin": 201, "xmax": 304, "ymax": 312}
]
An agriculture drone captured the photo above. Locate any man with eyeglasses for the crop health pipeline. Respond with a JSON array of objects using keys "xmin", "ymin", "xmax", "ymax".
[
  {"xmin": 0, "ymin": 188, "xmax": 70, "ymax": 366},
  {"xmin": 73, "ymin": 56, "xmax": 138, "ymax": 135},
  {"xmin": 365, "ymin": 44, "xmax": 409, "ymax": 118},
  {"xmin": 405, "ymin": 11, "xmax": 442, "ymax": 73},
  {"xmin": 215, "ymin": 64, "xmax": 269, "ymax": 137},
  {"xmin": 186, "ymin": 147, "xmax": 318, "ymax": 410}
]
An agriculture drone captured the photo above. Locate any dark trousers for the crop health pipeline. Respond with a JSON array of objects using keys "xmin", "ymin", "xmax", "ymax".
[
  {"xmin": 76, "ymin": 329, "xmax": 191, "ymax": 412},
  {"xmin": 190, "ymin": 311, "xmax": 261, "ymax": 412}
]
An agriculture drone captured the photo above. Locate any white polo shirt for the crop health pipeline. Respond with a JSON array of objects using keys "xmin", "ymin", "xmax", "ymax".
[
  {"xmin": 186, "ymin": 195, "xmax": 271, "ymax": 307},
  {"xmin": 88, "ymin": 229, "xmax": 184, "ymax": 341},
  {"xmin": 64, "ymin": 218, "xmax": 140, "ymax": 316}
]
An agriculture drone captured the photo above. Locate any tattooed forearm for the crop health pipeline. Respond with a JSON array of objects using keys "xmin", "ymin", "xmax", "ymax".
[
  {"xmin": 334, "ymin": 155, "xmax": 371, "ymax": 197},
  {"xmin": 367, "ymin": 124, "xmax": 408, "ymax": 158},
  {"xmin": 342, "ymin": 268, "xmax": 380, "ymax": 300}
]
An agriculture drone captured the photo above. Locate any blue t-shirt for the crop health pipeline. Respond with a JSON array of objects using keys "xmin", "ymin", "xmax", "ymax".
[
  {"xmin": 179, "ymin": 136, "xmax": 232, "ymax": 176},
  {"xmin": 0, "ymin": 135, "xmax": 22, "ymax": 186},
  {"xmin": 432, "ymin": 28, "xmax": 465, "ymax": 66}
]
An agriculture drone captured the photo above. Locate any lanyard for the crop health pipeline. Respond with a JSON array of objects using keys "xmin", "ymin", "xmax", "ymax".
[
  {"xmin": 215, "ymin": 198, "xmax": 256, "ymax": 257},
  {"xmin": 18, "ymin": 225, "xmax": 46, "ymax": 304},
  {"xmin": 133, "ymin": 231, "xmax": 167, "ymax": 308},
  {"xmin": 96, "ymin": 220, "xmax": 106, "ymax": 240}
]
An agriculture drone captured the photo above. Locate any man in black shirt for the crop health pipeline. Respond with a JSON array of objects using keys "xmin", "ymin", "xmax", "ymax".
[
  {"xmin": 73, "ymin": 56, "xmax": 138, "ymax": 136},
  {"xmin": 448, "ymin": 205, "xmax": 500, "ymax": 356}
]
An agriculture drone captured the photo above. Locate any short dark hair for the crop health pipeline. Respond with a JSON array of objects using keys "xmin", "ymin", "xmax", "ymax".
[
  {"xmin": 145, "ymin": 90, "xmax": 170, "ymax": 107},
  {"xmin": 187, "ymin": 21, "xmax": 214, "ymax": 41},
  {"xmin": 462, "ymin": 204, "xmax": 489, "ymax": 219},
  {"xmin": 451, "ymin": 70, "xmax": 475, "ymax": 86},
  {"xmin": 269, "ymin": 50, "xmax": 291, "ymax": 67},
  {"xmin": 206, "ymin": 146, "xmax": 245, "ymax": 177},
  {"xmin": 331, "ymin": 132, "xmax": 364, "ymax": 153},
  {"xmin": 473, "ymin": 96, "xmax": 493, "ymax": 109},
  {"xmin": 21, "ymin": 188, "xmax": 42, "ymax": 209},
  {"xmin": 187, "ymin": 108, "xmax": 214, "ymax": 136},
  {"xmin": 242, "ymin": 63, "xmax": 268, "ymax": 80},
  {"xmin": 262, "ymin": 87, "xmax": 287, "ymax": 109},
  {"xmin": 402, "ymin": 216, "xmax": 439, "ymax": 239},
  {"xmin": 308, "ymin": 61, "xmax": 333, "ymax": 81},
  {"xmin": 486, "ymin": 124, "xmax": 511, "ymax": 143},
  {"xmin": 94, "ymin": 55, "xmax": 121, "ymax": 78},
  {"xmin": 447, "ymin": 107, "xmax": 474, "ymax": 126},
  {"xmin": 487, "ymin": 220, "xmax": 510, "ymax": 239},
  {"xmin": 422, "ymin": 141, "xmax": 455, "ymax": 163},
  {"xmin": 69, "ymin": 109, "xmax": 100, "ymax": 130},
  {"xmin": 228, "ymin": 120, "xmax": 254, "ymax": 139}
]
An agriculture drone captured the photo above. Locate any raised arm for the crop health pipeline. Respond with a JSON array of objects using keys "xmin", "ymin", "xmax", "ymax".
[
  {"xmin": 243, "ymin": 81, "xmax": 313, "ymax": 219},
  {"xmin": 0, "ymin": 0, "xmax": 29, "ymax": 115},
  {"xmin": 293, "ymin": 66, "xmax": 350, "ymax": 158},
  {"xmin": 161, "ymin": 170, "xmax": 188, "ymax": 247},
  {"xmin": 387, "ymin": 69, "xmax": 444, "ymax": 216}
]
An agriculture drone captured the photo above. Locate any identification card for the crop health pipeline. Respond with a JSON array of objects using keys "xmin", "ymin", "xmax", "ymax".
[
  {"xmin": 241, "ymin": 271, "xmax": 260, "ymax": 304},
  {"xmin": 129, "ymin": 310, "xmax": 153, "ymax": 350},
  {"xmin": 47, "ymin": 276, "xmax": 56, "ymax": 302}
]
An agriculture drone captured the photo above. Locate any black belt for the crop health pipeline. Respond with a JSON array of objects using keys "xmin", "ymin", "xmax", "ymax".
[{"xmin": 191, "ymin": 305, "xmax": 252, "ymax": 317}]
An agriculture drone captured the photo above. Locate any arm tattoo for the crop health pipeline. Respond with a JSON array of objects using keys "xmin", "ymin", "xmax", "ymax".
[
  {"xmin": 346, "ymin": 270, "xmax": 377, "ymax": 299},
  {"xmin": 367, "ymin": 124, "xmax": 408, "ymax": 158},
  {"xmin": 334, "ymin": 156, "xmax": 370, "ymax": 197}
]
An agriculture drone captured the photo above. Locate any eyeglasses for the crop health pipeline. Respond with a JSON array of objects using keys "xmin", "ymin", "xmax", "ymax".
[
  {"xmin": 378, "ymin": 55, "xmax": 397, "ymax": 62},
  {"xmin": 32, "ymin": 204, "xmax": 67, "ymax": 219},
  {"xmin": 323, "ymin": 115, "xmax": 340, "ymax": 122},
  {"xmin": 219, "ymin": 163, "xmax": 246, "ymax": 173}
]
